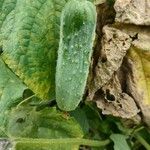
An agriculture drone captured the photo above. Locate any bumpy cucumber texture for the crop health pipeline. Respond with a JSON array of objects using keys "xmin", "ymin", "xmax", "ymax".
[{"xmin": 56, "ymin": 0, "xmax": 96, "ymax": 111}]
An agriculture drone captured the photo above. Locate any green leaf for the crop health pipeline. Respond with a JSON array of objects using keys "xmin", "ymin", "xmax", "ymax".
[
  {"xmin": 70, "ymin": 108, "xmax": 90, "ymax": 135},
  {"xmin": 0, "ymin": 0, "xmax": 17, "ymax": 45},
  {"xmin": 0, "ymin": 58, "xmax": 26, "ymax": 136},
  {"xmin": 0, "ymin": 58, "xmax": 26, "ymax": 112},
  {"xmin": 7, "ymin": 107, "xmax": 83, "ymax": 139},
  {"xmin": 110, "ymin": 134, "xmax": 131, "ymax": 150},
  {"xmin": 0, "ymin": 0, "xmax": 68, "ymax": 99},
  {"xmin": 56, "ymin": 0, "xmax": 97, "ymax": 111},
  {"xmin": 83, "ymin": 103, "xmax": 102, "ymax": 134},
  {"xmin": 5, "ymin": 106, "xmax": 84, "ymax": 150}
]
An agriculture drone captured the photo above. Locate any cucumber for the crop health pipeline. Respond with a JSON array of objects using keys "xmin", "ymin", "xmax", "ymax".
[{"xmin": 56, "ymin": 0, "xmax": 96, "ymax": 111}]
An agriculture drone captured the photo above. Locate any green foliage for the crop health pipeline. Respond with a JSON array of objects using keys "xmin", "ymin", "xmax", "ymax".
[
  {"xmin": 0, "ymin": 58, "xmax": 26, "ymax": 137},
  {"xmin": 0, "ymin": 0, "xmax": 150, "ymax": 150},
  {"xmin": 70, "ymin": 103, "xmax": 150, "ymax": 150},
  {"xmin": 0, "ymin": 0, "xmax": 68, "ymax": 100},
  {"xmin": 7, "ymin": 106, "xmax": 83, "ymax": 139},
  {"xmin": 110, "ymin": 134, "xmax": 131, "ymax": 150},
  {"xmin": 0, "ymin": 59, "xmax": 26, "ymax": 113},
  {"xmin": 70, "ymin": 108, "xmax": 90, "ymax": 134},
  {"xmin": 4, "ymin": 106, "xmax": 84, "ymax": 150},
  {"xmin": 56, "ymin": 0, "xmax": 96, "ymax": 111}
]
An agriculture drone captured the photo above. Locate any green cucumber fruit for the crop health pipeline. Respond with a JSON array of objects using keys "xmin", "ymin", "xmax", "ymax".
[{"xmin": 56, "ymin": 0, "xmax": 97, "ymax": 111}]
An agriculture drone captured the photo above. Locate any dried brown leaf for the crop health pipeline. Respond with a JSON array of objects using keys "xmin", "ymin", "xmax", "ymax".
[
  {"xmin": 94, "ymin": 73, "xmax": 139, "ymax": 118},
  {"xmin": 114, "ymin": 0, "xmax": 150, "ymax": 25},
  {"xmin": 89, "ymin": 26, "xmax": 131, "ymax": 99}
]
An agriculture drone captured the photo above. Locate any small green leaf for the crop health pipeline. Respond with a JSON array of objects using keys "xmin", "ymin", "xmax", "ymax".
[
  {"xmin": 110, "ymin": 134, "xmax": 131, "ymax": 150},
  {"xmin": 70, "ymin": 108, "xmax": 90, "ymax": 134}
]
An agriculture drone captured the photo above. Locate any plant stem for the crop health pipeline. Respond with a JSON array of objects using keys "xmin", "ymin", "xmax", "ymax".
[
  {"xmin": 17, "ymin": 95, "xmax": 35, "ymax": 108},
  {"xmin": 132, "ymin": 126, "xmax": 144, "ymax": 135},
  {"xmin": 134, "ymin": 134, "xmax": 150, "ymax": 150},
  {"xmin": 13, "ymin": 138, "xmax": 110, "ymax": 147}
]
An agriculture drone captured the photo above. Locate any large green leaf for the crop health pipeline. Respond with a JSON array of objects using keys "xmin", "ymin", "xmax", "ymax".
[
  {"xmin": 6, "ymin": 106, "xmax": 83, "ymax": 150},
  {"xmin": 4, "ymin": 106, "xmax": 109, "ymax": 150},
  {"xmin": 0, "ymin": 0, "xmax": 68, "ymax": 99}
]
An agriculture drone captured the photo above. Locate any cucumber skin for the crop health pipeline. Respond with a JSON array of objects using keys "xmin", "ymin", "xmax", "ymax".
[{"xmin": 56, "ymin": 0, "xmax": 97, "ymax": 111}]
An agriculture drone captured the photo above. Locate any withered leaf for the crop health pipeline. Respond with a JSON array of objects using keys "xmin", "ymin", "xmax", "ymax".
[
  {"xmin": 115, "ymin": 25, "xmax": 150, "ymax": 127},
  {"xmin": 94, "ymin": 73, "xmax": 139, "ymax": 118},
  {"xmin": 114, "ymin": 0, "xmax": 150, "ymax": 25},
  {"xmin": 126, "ymin": 46, "xmax": 150, "ymax": 127},
  {"xmin": 89, "ymin": 26, "xmax": 131, "ymax": 99}
]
